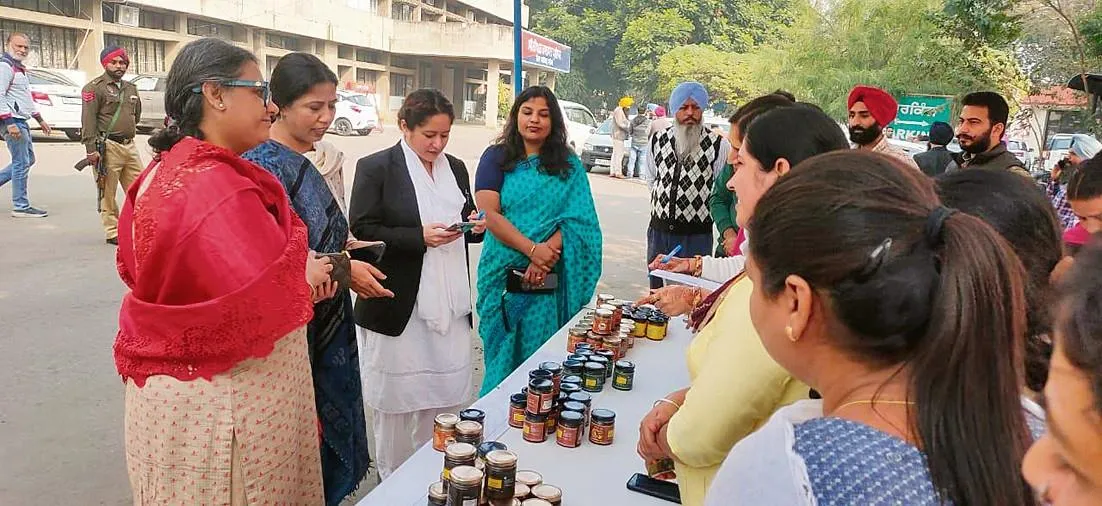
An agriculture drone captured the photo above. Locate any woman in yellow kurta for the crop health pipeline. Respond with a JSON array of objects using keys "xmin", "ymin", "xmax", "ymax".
[{"xmin": 637, "ymin": 101, "xmax": 850, "ymax": 506}]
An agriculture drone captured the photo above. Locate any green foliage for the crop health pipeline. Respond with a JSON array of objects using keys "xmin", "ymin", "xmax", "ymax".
[
  {"xmin": 938, "ymin": 0, "xmax": 1022, "ymax": 48},
  {"xmin": 656, "ymin": 45, "xmax": 753, "ymax": 105},
  {"xmin": 1081, "ymin": 6, "xmax": 1102, "ymax": 57},
  {"xmin": 741, "ymin": 0, "xmax": 1028, "ymax": 118},
  {"xmin": 498, "ymin": 83, "xmax": 512, "ymax": 120},
  {"xmin": 613, "ymin": 10, "xmax": 694, "ymax": 98}
]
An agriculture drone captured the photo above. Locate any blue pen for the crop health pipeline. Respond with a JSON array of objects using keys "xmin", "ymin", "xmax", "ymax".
[
  {"xmin": 476, "ymin": 210, "xmax": 486, "ymax": 220},
  {"xmin": 661, "ymin": 244, "xmax": 683, "ymax": 264}
]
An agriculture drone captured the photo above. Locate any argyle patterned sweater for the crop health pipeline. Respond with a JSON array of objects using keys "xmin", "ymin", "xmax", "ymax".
[{"xmin": 648, "ymin": 127, "xmax": 725, "ymax": 235}]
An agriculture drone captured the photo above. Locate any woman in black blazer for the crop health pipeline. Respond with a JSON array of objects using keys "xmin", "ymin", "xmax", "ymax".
[{"xmin": 347, "ymin": 89, "xmax": 485, "ymax": 479}]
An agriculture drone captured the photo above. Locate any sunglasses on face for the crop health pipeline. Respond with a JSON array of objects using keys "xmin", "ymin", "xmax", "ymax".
[{"xmin": 190, "ymin": 79, "xmax": 270, "ymax": 105}]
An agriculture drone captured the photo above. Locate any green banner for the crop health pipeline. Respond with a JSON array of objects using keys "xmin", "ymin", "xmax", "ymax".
[{"xmin": 889, "ymin": 94, "xmax": 952, "ymax": 140}]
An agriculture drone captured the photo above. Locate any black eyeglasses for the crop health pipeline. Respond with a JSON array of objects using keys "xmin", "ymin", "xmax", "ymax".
[{"xmin": 190, "ymin": 79, "xmax": 270, "ymax": 105}]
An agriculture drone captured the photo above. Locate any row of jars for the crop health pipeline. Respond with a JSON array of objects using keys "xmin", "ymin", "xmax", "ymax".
[{"xmin": 430, "ymin": 441, "xmax": 564, "ymax": 506}]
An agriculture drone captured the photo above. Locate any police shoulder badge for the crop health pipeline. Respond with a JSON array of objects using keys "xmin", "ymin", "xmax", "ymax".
[{"xmin": 82, "ymin": 91, "xmax": 95, "ymax": 103}]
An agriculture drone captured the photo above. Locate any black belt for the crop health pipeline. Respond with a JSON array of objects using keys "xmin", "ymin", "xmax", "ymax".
[{"xmin": 107, "ymin": 134, "xmax": 133, "ymax": 144}]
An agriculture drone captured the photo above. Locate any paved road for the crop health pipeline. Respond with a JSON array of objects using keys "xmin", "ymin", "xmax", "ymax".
[{"xmin": 0, "ymin": 125, "xmax": 659, "ymax": 504}]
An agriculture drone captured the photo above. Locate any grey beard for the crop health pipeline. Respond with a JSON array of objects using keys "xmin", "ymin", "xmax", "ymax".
[{"xmin": 673, "ymin": 123, "xmax": 703, "ymax": 159}]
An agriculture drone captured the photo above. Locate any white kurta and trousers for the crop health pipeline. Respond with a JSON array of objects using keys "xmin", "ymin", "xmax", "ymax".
[{"xmin": 356, "ymin": 140, "xmax": 475, "ymax": 479}]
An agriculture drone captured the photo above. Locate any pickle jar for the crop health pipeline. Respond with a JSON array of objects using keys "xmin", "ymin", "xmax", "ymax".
[
  {"xmin": 455, "ymin": 420, "xmax": 483, "ymax": 446},
  {"xmin": 442, "ymin": 442, "xmax": 476, "ymax": 484},
  {"xmin": 555, "ymin": 410, "xmax": 583, "ymax": 448},
  {"xmin": 484, "ymin": 449, "xmax": 518, "ymax": 501},
  {"xmin": 591, "ymin": 308, "xmax": 614, "ymax": 334},
  {"xmin": 567, "ymin": 327, "xmax": 587, "ymax": 353},
  {"xmin": 508, "ymin": 393, "xmax": 526, "ymax": 429},
  {"xmin": 538, "ymin": 361, "xmax": 563, "ymax": 394},
  {"xmin": 613, "ymin": 360, "xmax": 636, "ymax": 391},
  {"xmin": 589, "ymin": 409, "xmax": 616, "ymax": 445},
  {"xmin": 582, "ymin": 362, "xmax": 606, "ymax": 392},
  {"xmin": 646, "ymin": 315, "xmax": 669, "ymax": 341},
  {"xmin": 447, "ymin": 465, "xmax": 484, "ymax": 506},
  {"xmin": 526, "ymin": 378, "xmax": 554, "ymax": 415},
  {"xmin": 427, "ymin": 481, "xmax": 446, "ymax": 506},
  {"xmin": 603, "ymin": 335, "xmax": 623, "ymax": 360},
  {"xmin": 432, "ymin": 413, "xmax": 459, "ymax": 452},
  {"xmin": 561, "ymin": 359, "xmax": 584, "ymax": 377},
  {"xmin": 531, "ymin": 484, "xmax": 563, "ymax": 506},
  {"xmin": 522, "ymin": 411, "xmax": 548, "ymax": 443},
  {"xmin": 585, "ymin": 331, "xmax": 604, "ymax": 348},
  {"xmin": 460, "ymin": 408, "xmax": 486, "ymax": 425},
  {"xmin": 567, "ymin": 392, "xmax": 592, "ymax": 427},
  {"xmin": 595, "ymin": 350, "xmax": 616, "ymax": 378}
]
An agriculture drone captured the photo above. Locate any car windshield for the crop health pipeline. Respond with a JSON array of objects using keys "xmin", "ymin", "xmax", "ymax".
[
  {"xmin": 27, "ymin": 70, "xmax": 76, "ymax": 87},
  {"xmin": 1051, "ymin": 137, "xmax": 1074, "ymax": 150},
  {"xmin": 345, "ymin": 94, "xmax": 374, "ymax": 107},
  {"xmin": 596, "ymin": 118, "xmax": 612, "ymax": 135}
]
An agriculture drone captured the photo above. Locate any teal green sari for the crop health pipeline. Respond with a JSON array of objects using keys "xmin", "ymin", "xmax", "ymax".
[{"xmin": 477, "ymin": 154, "xmax": 602, "ymax": 395}]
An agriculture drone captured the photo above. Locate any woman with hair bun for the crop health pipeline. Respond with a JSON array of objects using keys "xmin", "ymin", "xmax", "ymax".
[{"xmin": 115, "ymin": 37, "xmax": 333, "ymax": 503}]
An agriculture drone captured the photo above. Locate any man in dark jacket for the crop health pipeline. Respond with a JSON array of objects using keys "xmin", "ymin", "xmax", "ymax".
[
  {"xmin": 914, "ymin": 121, "xmax": 954, "ymax": 177},
  {"xmin": 945, "ymin": 91, "xmax": 1029, "ymax": 178}
]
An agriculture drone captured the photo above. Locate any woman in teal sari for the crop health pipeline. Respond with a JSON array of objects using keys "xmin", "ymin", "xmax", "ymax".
[{"xmin": 475, "ymin": 86, "xmax": 603, "ymax": 395}]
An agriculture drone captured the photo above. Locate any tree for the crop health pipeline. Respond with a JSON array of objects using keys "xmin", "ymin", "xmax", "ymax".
[
  {"xmin": 613, "ymin": 9, "xmax": 694, "ymax": 98},
  {"xmin": 938, "ymin": 0, "xmax": 1022, "ymax": 48},
  {"xmin": 655, "ymin": 45, "xmax": 756, "ymax": 105}
]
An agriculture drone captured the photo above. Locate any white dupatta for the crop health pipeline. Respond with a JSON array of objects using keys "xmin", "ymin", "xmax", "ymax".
[{"xmin": 400, "ymin": 139, "xmax": 472, "ymax": 335}]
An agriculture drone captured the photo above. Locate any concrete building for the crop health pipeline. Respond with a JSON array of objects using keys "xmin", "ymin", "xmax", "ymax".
[{"xmin": 0, "ymin": 0, "xmax": 565, "ymax": 126}]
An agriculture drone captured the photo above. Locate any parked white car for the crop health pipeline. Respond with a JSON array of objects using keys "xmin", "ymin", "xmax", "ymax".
[
  {"xmin": 27, "ymin": 68, "xmax": 85, "ymax": 140},
  {"xmin": 580, "ymin": 117, "xmax": 631, "ymax": 173},
  {"xmin": 559, "ymin": 100, "xmax": 599, "ymax": 154},
  {"xmin": 1043, "ymin": 133, "xmax": 1100, "ymax": 172},
  {"xmin": 329, "ymin": 91, "xmax": 380, "ymax": 136}
]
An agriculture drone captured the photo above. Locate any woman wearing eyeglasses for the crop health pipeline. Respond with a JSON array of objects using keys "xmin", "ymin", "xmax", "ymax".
[{"xmin": 114, "ymin": 38, "xmax": 331, "ymax": 503}]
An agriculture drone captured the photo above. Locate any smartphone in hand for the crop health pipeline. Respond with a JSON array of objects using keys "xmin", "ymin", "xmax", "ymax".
[
  {"xmin": 445, "ymin": 222, "xmax": 476, "ymax": 233},
  {"xmin": 626, "ymin": 473, "xmax": 681, "ymax": 503}
]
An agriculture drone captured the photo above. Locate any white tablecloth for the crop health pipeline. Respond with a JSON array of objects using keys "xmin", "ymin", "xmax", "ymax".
[{"xmin": 358, "ymin": 311, "xmax": 693, "ymax": 505}]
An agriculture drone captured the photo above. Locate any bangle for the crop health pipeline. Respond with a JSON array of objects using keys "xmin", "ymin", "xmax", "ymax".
[
  {"xmin": 653, "ymin": 398, "xmax": 681, "ymax": 410},
  {"xmin": 529, "ymin": 243, "xmax": 538, "ymax": 257},
  {"xmin": 692, "ymin": 256, "xmax": 703, "ymax": 277}
]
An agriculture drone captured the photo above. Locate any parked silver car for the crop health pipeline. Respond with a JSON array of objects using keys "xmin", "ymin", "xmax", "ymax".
[{"xmin": 128, "ymin": 74, "xmax": 167, "ymax": 133}]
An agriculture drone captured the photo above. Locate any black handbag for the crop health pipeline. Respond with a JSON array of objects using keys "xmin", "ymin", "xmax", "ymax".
[{"xmin": 505, "ymin": 267, "xmax": 558, "ymax": 293}]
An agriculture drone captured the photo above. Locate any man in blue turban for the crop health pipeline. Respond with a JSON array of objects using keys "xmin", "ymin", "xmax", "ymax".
[{"xmin": 643, "ymin": 81, "xmax": 731, "ymax": 288}]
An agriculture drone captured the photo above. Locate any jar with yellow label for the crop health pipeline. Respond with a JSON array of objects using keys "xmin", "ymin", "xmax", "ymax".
[
  {"xmin": 589, "ymin": 409, "xmax": 616, "ymax": 445},
  {"xmin": 508, "ymin": 393, "xmax": 526, "ymax": 429},
  {"xmin": 646, "ymin": 315, "xmax": 669, "ymax": 341},
  {"xmin": 442, "ymin": 442, "xmax": 476, "ymax": 484},
  {"xmin": 484, "ymin": 449, "xmax": 518, "ymax": 501},
  {"xmin": 613, "ymin": 360, "xmax": 635, "ymax": 391},
  {"xmin": 582, "ymin": 362, "xmax": 606, "ymax": 393}
]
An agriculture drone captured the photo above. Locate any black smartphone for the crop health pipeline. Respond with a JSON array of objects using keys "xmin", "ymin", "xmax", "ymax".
[{"xmin": 626, "ymin": 473, "xmax": 681, "ymax": 503}]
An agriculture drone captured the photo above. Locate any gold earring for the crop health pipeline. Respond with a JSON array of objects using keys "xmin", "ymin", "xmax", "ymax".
[{"xmin": 786, "ymin": 326, "xmax": 796, "ymax": 342}]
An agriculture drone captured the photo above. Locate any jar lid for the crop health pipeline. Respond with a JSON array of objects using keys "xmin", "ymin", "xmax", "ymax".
[
  {"xmin": 538, "ymin": 361, "xmax": 563, "ymax": 374},
  {"xmin": 522, "ymin": 499, "xmax": 553, "ymax": 506},
  {"xmin": 529, "ymin": 369, "xmax": 553, "ymax": 380},
  {"xmin": 510, "ymin": 392, "xmax": 527, "ymax": 405},
  {"xmin": 558, "ymin": 410, "xmax": 583, "ymax": 424},
  {"xmin": 449, "ymin": 465, "xmax": 484, "ymax": 486},
  {"xmin": 478, "ymin": 441, "xmax": 507, "ymax": 457},
  {"xmin": 528, "ymin": 378, "xmax": 553, "ymax": 391},
  {"xmin": 566, "ymin": 354, "xmax": 587, "ymax": 363},
  {"xmin": 456, "ymin": 420, "xmax": 482, "ymax": 435},
  {"xmin": 561, "ymin": 374, "xmax": 583, "ymax": 384},
  {"xmin": 584, "ymin": 362, "xmax": 605, "ymax": 373},
  {"xmin": 591, "ymin": 408, "xmax": 616, "ymax": 422},
  {"xmin": 531, "ymin": 484, "xmax": 563, "ymax": 501},
  {"xmin": 562, "ymin": 359, "xmax": 584, "ymax": 369},
  {"xmin": 445, "ymin": 442, "xmax": 477, "ymax": 458},
  {"xmin": 568, "ymin": 391, "xmax": 592, "ymax": 404},
  {"xmin": 598, "ymin": 293, "xmax": 615, "ymax": 300},
  {"xmin": 598, "ymin": 304, "xmax": 616, "ymax": 312},
  {"xmin": 485, "ymin": 449, "xmax": 519, "ymax": 466},
  {"xmin": 615, "ymin": 360, "xmax": 635, "ymax": 371},
  {"xmin": 434, "ymin": 413, "xmax": 459, "ymax": 427},
  {"xmin": 603, "ymin": 336, "xmax": 622, "ymax": 344},
  {"xmin": 514, "ymin": 483, "xmax": 531, "ymax": 498},
  {"xmin": 574, "ymin": 342, "xmax": 593, "ymax": 350},
  {"xmin": 428, "ymin": 481, "xmax": 447, "ymax": 499},
  {"xmin": 560, "ymin": 383, "xmax": 581, "ymax": 394},
  {"xmin": 516, "ymin": 470, "xmax": 543, "ymax": 486},
  {"xmin": 596, "ymin": 349, "xmax": 616, "ymax": 358},
  {"xmin": 595, "ymin": 308, "xmax": 613, "ymax": 317},
  {"xmin": 561, "ymin": 400, "xmax": 586, "ymax": 412},
  {"xmin": 525, "ymin": 410, "xmax": 548, "ymax": 421},
  {"xmin": 575, "ymin": 349, "xmax": 594, "ymax": 357},
  {"xmin": 649, "ymin": 315, "xmax": 668, "ymax": 323},
  {"xmin": 460, "ymin": 408, "xmax": 485, "ymax": 420}
]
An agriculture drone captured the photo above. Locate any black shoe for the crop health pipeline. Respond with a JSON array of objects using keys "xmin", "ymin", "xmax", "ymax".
[
  {"xmin": 106, "ymin": 237, "xmax": 119, "ymax": 246},
  {"xmin": 11, "ymin": 207, "xmax": 48, "ymax": 218}
]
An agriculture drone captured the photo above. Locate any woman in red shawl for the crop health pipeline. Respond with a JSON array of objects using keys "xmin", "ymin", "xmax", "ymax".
[{"xmin": 114, "ymin": 38, "xmax": 334, "ymax": 504}]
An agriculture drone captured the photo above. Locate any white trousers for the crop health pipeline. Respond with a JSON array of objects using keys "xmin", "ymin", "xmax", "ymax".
[
  {"xmin": 372, "ymin": 403, "xmax": 465, "ymax": 480},
  {"xmin": 611, "ymin": 141, "xmax": 627, "ymax": 175}
]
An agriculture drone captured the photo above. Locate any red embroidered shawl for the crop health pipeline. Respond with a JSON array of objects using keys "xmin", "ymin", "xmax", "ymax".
[{"xmin": 114, "ymin": 137, "xmax": 313, "ymax": 386}]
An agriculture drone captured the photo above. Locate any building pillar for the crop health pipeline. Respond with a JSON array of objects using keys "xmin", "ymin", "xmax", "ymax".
[
  {"xmin": 546, "ymin": 72, "xmax": 557, "ymax": 92},
  {"xmin": 377, "ymin": 69, "xmax": 392, "ymax": 121},
  {"xmin": 414, "ymin": 5, "xmax": 423, "ymax": 21},
  {"xmin": 76, "ymin": 0, "xmax": 106, "ymax": 77},
  {"xmin": 485, "ymin": 60, "xmax": 499, "ymax": 127},
  {"xmin": 320, "ymin": 41, "xmax": 339, "ymax": 74}
]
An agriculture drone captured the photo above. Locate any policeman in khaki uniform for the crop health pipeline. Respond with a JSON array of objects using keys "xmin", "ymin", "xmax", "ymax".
[{"xmin": 81, "ymin": 46, "xmax": 142, "ymax": 245}]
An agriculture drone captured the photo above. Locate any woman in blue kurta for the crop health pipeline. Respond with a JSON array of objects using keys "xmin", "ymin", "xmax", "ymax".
[
  {"xmin": 243, "ymin": 52, "xmax": 389, "ymax": 506},
  {"xmin": 474, "ymin": 86, "xmax": 602, "ymax": 395}
]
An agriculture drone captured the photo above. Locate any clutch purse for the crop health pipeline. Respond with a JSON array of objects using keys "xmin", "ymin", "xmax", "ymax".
[
  {"xmin": 318, "ymin": 252, "xmax": 352, "ymax": 292},
  {"xmin": 505, "ymin": 267, "xmax": 558, "ymax": 294}
]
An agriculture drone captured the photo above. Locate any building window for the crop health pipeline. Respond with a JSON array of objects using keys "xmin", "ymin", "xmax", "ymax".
[
  {"xmin": 0, "ymin": 0, "xmax": 79, "ymax": 18},
  {"xmin": 418, "ymin": 62, "xmax": 433, "ymax": 89},
  {"xmin": 338, "ymin": 45, "xmax": 353, "ymax": 60},
  {"xmin": 347, "ymin": 0, "xmax": 378, "ymax": 13},
  {"xmin": 187, "ymin": 18, "xmax": 236, "ymax": 41},
  {"xmin": 102, "ymin": 4, "xmax": 178, "ymax": 32},
  {"xmin": 355, "ymin": 49, "xmax": 383, "ymax": 64},
  {"xmin": 466, "ymin": 67, "xmax": 487, "ymax": 81},
  {"xmin": 103, "ymin": 34, "xmax": 166, "ymax": 75},
  {"xmin": 390, "ymin": 73, "xmax": 413, "ymax": 98},
  {"xmin": 445, "ymin": 1, "xmax": 461, "ymax": 15},
  {"xmin": 0, "ymin": 20, "xmax": 79, "ymax": 69},
  {"xmin": 265, "ymin": 55, "xmax": 281, "ymax": 77},
  {"xmin": 338, "ymin": 64, "xmax": 352, "ymax": 81},
  {"xmin": 266, "ymin": 33, "xmax": 299, "ymax": 51},
  {"xmin": 392, "ymin": 3, "xmax": 414, "ymax": 21},
  {"xmin": 391, "ymin": 55, "xmax": 415, "ymax": 69},
  {"xmin": 356, "ymin": 68, "xmax": 378, "ymax": 86}
]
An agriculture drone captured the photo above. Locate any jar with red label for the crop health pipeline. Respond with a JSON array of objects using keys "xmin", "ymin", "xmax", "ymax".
[
  {"xmin": 589, "ymin": 409, "xmax": 616, "ymax": 445},
  {"xmin": 608, "ymin": 300, "xmax": 624, "ymax": 328},
  {"xmin": 591, "ymin": 309, "xmax": 614, "ymax": 334},
  {"xmin": 539, "ymin": 361, "xmax": 563, "ymax": 395},
  {"xmin": 508, "ymin": 393, "xmax": 526, "ymax": 429},
  {"xmin": 432, "ymin": 413, "xmax": 459, "ymax": 452},
  {"xmin": 522, "ymin": 411, "xmax": 548, "ymax": 443},
  {"xmin": 526, "ymin": 378, "xmax": 554, "ymax": 415},
  {"xmin": 585, "ymin": 331, "xmax": 604, "ymax": 348},
  {"xmin": 597, "ymin": 293, "xmax": 615, "ymax": 306},
  {"xmin": 618, "ymin": 332, "xmax": 632, "ymax": 357},
  {"xmin": 567, "ymin": 327, "xmax": 587, "ymax": 353},
  {"xmin": 555, "ymin": 410, "xmax": 583, "ymax": 448},
  {"xmin": 603, "ymin": 335, "xmax": 623, "ymax": 360}
]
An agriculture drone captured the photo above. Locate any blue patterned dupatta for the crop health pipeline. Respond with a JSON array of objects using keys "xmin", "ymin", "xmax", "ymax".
[
  {"xmin": 476, "ymin": 154, "xmax": 603, "ymax": 395},
  {"xmin": 243, "ymin": 140, "xmax": 370, "ymax": 506}
]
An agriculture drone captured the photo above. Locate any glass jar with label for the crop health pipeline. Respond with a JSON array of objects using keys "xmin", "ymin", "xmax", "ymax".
[
  {"xmin": 526, "ymin": 378, "xmax": 554, "ymax": 415},
  {"xmin": 567, "ymin": 392, "xmax": 592, "ymax": 428},
  {"xmin": 455, "ymin": 420, "xmax": 483, "ymax": 446},
  {"xmin": 447, "ymin": 465, "xmax": 484, "ymax": 506},
  {"xmin": 460, "ymin": 408, "xmax": 486, "ymax": 425},
  {"xmin": 442, "ymin": 442, "xmax": 476, "ymax": 484},
  {"xmin": 595, "ymin": 350, "xmax": 616, "ymax": 378},
  {"xmin": 538, "ymin": 361, "xmax": 563, "ymax": 395},
  {"xmin": 646, "ymin": 315, "xmax": 669, "ymax": 340},
  {"xmin": 582, "ymin": 362, "xmax": 606, "ymax": 392},
  {"xmin": 567, "ymin": 327, "xmax": 587, "ymax": 353},
  {"xmin": 484, "ymin": 449, "xmax": 518, "ymax": 501},
  {"xmin": 591, "ymin": 308, "xmax": 614, "ymax": 334},
  {"xmin": 561, "ymin": 360, "xmax": 584, "ymax": 377},
  {"xmin": 522, "ymin": 411, "xmax": 548, "ymax": 443},
  {"xmin": 555, "ymin": 410, "xmax": 583, "ymax": 448},
  {"xmin": 508, "ymin": 393, "xmax": 526, "ymax": 429},
  {"xmin": 433, "ymin": 413, "xmax": 459, "ymax": 452},
  {"xmin": 603, "ymin": 335, "xmax": 623, "ymax": 360},
  {"xmin": 589, "ymin": 409, "xmax": 616, "ymax": 445},
  {"xmin": 427, "ymin": 481, "xmax": 447, "ymax": 506},
  {"xmin": 531, "ymin": 484, "xmax": 563, "ymax": 506},
  {"xmin": 613, "ymin": 360, "xmax": 635, "ymax": 391}
]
